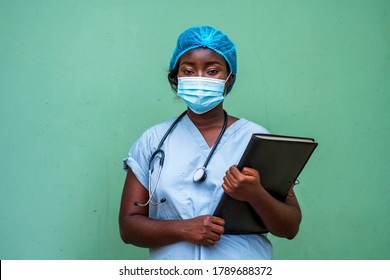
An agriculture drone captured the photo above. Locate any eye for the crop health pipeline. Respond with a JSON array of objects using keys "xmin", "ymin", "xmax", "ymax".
[
  {"xmin": 181, "ymin": 68, "xmax": 194, "ymax": 76},
  {"xmin": 207, "ymin": 69, "xmax": 218, "ymax": 75}
]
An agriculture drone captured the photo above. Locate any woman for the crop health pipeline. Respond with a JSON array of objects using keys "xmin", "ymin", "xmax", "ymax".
[{"xmin": 119, "ymin": 26, "xmax": 301, "ymax": 260}]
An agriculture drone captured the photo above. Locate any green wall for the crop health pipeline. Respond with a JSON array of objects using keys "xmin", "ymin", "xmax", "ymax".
[{"xmin": 1, "ymin": 0, "xmax": 389, "ymax": 260}]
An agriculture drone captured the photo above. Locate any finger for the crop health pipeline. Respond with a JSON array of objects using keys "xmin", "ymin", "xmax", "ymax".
[
  {"xmin": 223, "ymin": 179, "xmax": 238, "ymax": 194},
  {"xmin": 228, "ymin": 165, "xmax": 252, "ymax": 184},
  {"xmin": 209, "ymin": 225, "xmax": 224, "ymax": 237},
  {"xmin": 208, "ymin": 228, "xmax": 223, "ymax": 241},
  {"xmin": 211, "ymin": 223, "xmax": 225, "ymax": 234},
  {"xmin": 210, "ymin": 232, "xmax": 222, "ymax": 242},
  {"xmin": 211, "ymin": 216, "xmax": 225, "ymax": 226},
  {"xmin": 225, "ymin": 167, "xmax": 241, "ymax": 185},
  {"xmin": 205, "ymin": 238, "xmax": 217, "ymax": 246},
  {"xmin": 222, "ymin": 182, "xmax": 231, "ymax": 194},
  {"xmin": 205, "ymin": 215, "xmax": 225, "ymax": 228},
  {"xmin": 223, "ymin": 174, "xmax": 236, "ymax": 188},
  {"xmin": 228, "ymin": 165, "xmax": 243, "ymax": 178},
  {"xmin": 241, "ymin": 167, "xmax": 259, "ymax": 177}
]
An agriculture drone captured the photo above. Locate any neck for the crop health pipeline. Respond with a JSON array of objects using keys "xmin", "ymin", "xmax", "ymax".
[{"xmin": 186, "ymin": 105, "xmax": 226, "ymax": 128}]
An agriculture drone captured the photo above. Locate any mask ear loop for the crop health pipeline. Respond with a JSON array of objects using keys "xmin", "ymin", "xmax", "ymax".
[{"xmin": 223, "ymin": 72, "xmax": 233, "ymax": 97}]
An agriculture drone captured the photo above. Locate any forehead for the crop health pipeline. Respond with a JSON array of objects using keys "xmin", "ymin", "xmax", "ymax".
[{"xmin": 179, "ymin": 48, "xmax": 227, "ymax": 66}]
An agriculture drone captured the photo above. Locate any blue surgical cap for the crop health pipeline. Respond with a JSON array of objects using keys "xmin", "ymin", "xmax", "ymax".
[{"xmin": 169, "ymin": 26, "xmax": 237, "ymax": 93}]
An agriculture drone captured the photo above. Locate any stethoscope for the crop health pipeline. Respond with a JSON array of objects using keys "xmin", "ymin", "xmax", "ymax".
[{"xmin": 134, "ymin": 110, "xmax": 228, "ymax": 207}]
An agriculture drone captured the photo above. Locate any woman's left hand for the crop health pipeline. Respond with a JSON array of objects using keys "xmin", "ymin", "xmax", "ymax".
[
  {"xmin": 222, "ymin": 165, "xmax": 264, "ymax": 202},
  {"xmin": 222, "ymin": 165, "xmax": 302, "ymax": 239}
]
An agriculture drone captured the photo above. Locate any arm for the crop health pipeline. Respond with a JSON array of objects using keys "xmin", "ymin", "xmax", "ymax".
[
  {"xmin": 222, "ymin": 166, "xmax": 301, "ymax": 239},
  {"xmin": 119, "ymin": 169, "xmax": 225, "ymax": 248}
]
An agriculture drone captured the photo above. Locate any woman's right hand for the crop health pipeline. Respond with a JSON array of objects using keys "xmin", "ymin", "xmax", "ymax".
[
  {"xmin": 120, "ymin": 169, "xmax": 225, "ymax": 247},
  {"xmin": 181, "ymin": 215, "xmax": 225, "ymax": 246}
]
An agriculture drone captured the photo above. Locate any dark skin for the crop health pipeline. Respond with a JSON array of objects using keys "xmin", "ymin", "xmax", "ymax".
[{"xmin": 119, "ymin": 48, "xmax": 301, "ymax": 249}]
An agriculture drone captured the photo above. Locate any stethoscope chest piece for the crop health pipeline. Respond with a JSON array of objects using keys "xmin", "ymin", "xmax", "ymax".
[
  {"xmin": 192, "ymin": 110, "xmax": 228, "ymax": 184},
  {"xmin": 193, "ymin": 167, "xmax": 207, "ymax": 183}
]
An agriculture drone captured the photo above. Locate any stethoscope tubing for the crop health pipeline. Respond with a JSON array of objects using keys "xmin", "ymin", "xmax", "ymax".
[{"xmin": 135, "ymin": 110, "xmax": 228, "ymax": 206}]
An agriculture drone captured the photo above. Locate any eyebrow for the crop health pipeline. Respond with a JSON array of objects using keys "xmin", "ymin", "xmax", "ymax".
[{"xmin": 179, "ymin": 60, "xmax": 223, "ymax": 66}]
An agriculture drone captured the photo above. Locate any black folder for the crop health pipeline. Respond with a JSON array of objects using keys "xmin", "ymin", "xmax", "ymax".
[{"xmin": 213, "ymin": 133, "xmax": 318, "ymax": 234}]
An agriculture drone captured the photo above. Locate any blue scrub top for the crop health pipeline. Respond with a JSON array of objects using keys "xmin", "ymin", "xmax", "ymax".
[{"xmin": 124, "ymin": 115, "xmax": 273, "ymax": 260}]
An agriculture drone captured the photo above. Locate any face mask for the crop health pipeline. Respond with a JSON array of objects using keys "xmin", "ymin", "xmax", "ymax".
[{"xmin": 177, "ymin": 74, "xmax": 231, "ymax": 114}]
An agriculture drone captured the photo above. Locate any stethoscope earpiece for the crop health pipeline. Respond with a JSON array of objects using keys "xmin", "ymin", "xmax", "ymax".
[{"xmin": 134, "ymin": 197, "xmax": 166, "ymax": 207}]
